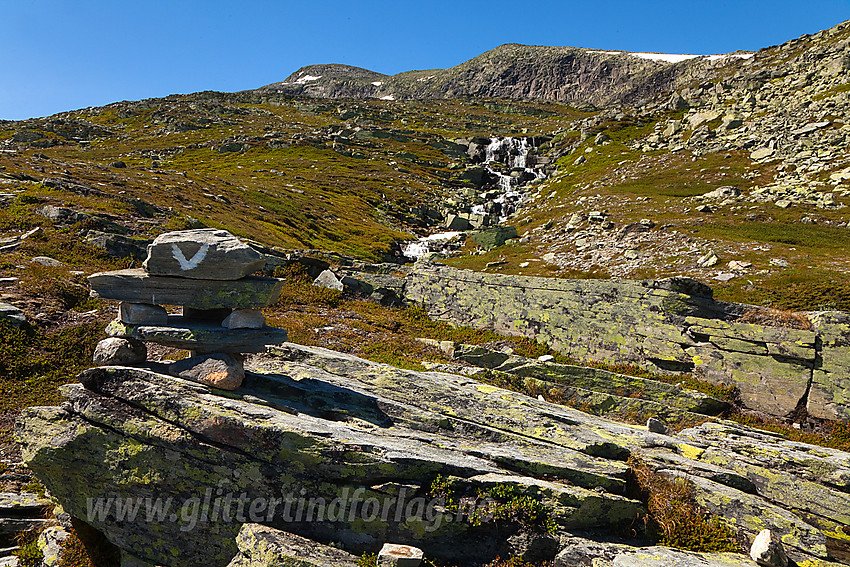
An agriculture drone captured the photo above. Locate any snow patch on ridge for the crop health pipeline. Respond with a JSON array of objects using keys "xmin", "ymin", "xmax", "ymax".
[
  {"xmin": 295, "ymin": 74, "xmax": 322, "ymax": 84},
  {"xmin": 586, "ymin": 50, "xmax": 755, "ymax": 63}
]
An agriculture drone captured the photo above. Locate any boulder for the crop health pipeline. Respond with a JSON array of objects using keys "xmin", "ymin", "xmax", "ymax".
[
  {"xmin": 143, "ymin": 229, "xmax": 264, "ymax": 280},
  {"xmin": 222, "ymin": 309, "xmax": 265, "ymax": 330},
  {"xmin": 750, "ymin": 529, "xmax": 789, "ymax": 567},
  {"xmin": 313, "ymin": 269, "xmax": 344, "ymax": 291},
  {"xmin": 168, "ymin": 353, "xmax": 245, "ymax": 390},
  {"xmin": 92, "ymin": 337, "xmax": 147, "ymax": 366},
  {"xmin": 445, "ymin": 214, "xmax": 473, "ymax": 231},
  {"xmin": 86, "ymin": 232, "xmax": 151, "ymax": 260},
  {"xmin": 378, "ymin": 543, "xmax": 424, "ymax": 567},
  {"xmin": 468, "ymin": 226, "xmax": 519, "ymax": 250},
  {"xmin": 646, "ymin": 418, "xmax": 670, "ymax": 435},
  {"xmin": 31, "ymin": 256, "xmax": 64, "ymax": 267}
]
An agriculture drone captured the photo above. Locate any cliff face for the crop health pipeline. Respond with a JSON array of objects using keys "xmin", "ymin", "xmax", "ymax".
[{"xmin": 255, "ymin": 42, "xmax": 750, "ymax": 108}]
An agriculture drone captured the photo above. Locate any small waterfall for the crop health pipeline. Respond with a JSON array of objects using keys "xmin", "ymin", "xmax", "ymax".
[
  {"xmin": 401, "ymin": 231, "xmax": 464, "ymax": 260},
  {"xmin": 399, "ymin": 136, "xmax": 548, "ymax": 261}
]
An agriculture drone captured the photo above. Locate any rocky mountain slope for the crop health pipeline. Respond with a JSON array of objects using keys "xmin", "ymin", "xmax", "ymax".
[{"xmin": 258, "ymin": 44, "xmax": 753, "ymax": 109}]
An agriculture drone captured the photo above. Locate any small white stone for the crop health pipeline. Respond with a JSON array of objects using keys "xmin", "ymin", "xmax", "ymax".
[{"xmin": 750, "ymin": 529, "xmax": 788, "ymax": 567}]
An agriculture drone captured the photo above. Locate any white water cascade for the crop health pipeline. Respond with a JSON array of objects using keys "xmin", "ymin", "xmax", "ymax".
[
  {"xmin": 401, "ymin": 136, "xmax": 547, "ymax": 260},
  {"xmin": 400, "ymin": 231, "xmax": 464, "ymax": 260},
  {"xmin": 482, "ymin": 137, "xmax": 545, "ymax": 221}
]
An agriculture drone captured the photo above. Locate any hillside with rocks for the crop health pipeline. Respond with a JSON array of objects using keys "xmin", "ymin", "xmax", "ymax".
[{"xmin": 0, "ymin": 16, "xmax": 849, "ymax": 567}]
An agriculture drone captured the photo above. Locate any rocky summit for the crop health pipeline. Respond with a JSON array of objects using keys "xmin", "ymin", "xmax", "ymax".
[{"xmin": 2, "ymin": 15, "xmax": 850, "ymax": 567}]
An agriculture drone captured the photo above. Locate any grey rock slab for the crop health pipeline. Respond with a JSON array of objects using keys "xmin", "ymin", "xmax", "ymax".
[
  {"xmin": 105, "ymin": 317, "xmax": 288, "ymax": 354},
  {"xmin": 15, "ymin": 337, "xmax": 850, "ymax": 567},
  {"xmin": 0, "ymin": 492, "xmax": 52, "ymax": 511},
  {"xmin": 0, "ymin": 303, "xmax": 26, "ymax": 326},
  {"xmin": 88, "ymin": 269, "xmax": 283, "ymax": 310},
  {"xmin": 143, "ymin": 229, "xmax": 264, "ymax": 280}
]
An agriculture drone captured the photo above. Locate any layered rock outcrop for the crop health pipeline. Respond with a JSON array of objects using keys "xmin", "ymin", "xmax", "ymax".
[
  {"xmin": 405, "ymin": 262, "xmax": 850, "ymax": 421},
  {"xmin": 15, "ymin": 343, "xmax": 850, "ymax": 566}
]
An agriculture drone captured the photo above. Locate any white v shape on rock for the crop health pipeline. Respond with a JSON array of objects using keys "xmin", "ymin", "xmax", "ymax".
[{"xmin": 171, "ymin": 243, "xmax": 209, "ymax": 271}]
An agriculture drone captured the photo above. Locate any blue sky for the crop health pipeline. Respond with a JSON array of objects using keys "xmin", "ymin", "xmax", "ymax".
[{"xmin": 1, "ymin": 1, "xmax": 848, "ymax": 120}]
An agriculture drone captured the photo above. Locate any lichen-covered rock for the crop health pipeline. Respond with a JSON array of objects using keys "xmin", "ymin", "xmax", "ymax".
[
  {"xmin": 405, "ymin": 263, "xmax": 850, "ymax": 419},
  {"xmin": 38, "ymin": 526, "xmax": 70, "ymax": 567},
  {"xmin": 89, "ymin": 269, "xmax": 283, "ymax": 310},
  {"xmin": 105, "ymin": 318, "xmax": 287, "ymax": 354},
  {"xmin": 227, "ymin": 524, "xmax": 359, "ymax": 567},
  {"xmin": 143, "ymin": 229, "xmax": 264, "ymax": 280},
  {"xmin": 14, "ymin": 344, "xmax": 850, "ymax": 567}
]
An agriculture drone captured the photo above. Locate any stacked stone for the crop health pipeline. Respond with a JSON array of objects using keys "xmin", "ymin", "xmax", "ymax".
[{"xmin": 88, "ymin": 229, "xmax": 287, "ymax": 390}]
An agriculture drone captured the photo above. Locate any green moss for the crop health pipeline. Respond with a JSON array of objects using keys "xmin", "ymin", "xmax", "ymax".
[
  {"xmin": 812, "ymin": 82, "xmax": 850, "ymax": 101},
  {"xmin": 428, "ymin": 475, "xmax": 557, "ymax": 534}
]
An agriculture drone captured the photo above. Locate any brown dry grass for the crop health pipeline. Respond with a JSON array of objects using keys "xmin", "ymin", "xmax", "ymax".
[
  {"xmin": 628, "ymin": 454, "xmax": 739, "ymax": 553},
  {"xmin": 736, "ymin": 308, "xmax": 812, "ymax": 330}
]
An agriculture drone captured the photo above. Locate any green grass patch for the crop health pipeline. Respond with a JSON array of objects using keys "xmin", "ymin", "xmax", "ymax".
[{"xmin": 812, "ymin": 82, "xmax": 850, "ymax": 101}]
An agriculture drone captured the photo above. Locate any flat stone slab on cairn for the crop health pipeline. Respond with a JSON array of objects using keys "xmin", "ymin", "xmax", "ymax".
[
  {"xmin": 88, "ymin": 269, "xmax": 283, "ymax": 310},
  {"xmin": 106, "ymin": 317, "xmax": 288, "ymax": 354},
  {"xmin": 143, "ymin": 228, "xmax": 265, "ymax": 280}
]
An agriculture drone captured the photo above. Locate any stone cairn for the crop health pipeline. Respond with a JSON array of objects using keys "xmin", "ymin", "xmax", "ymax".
[{"xmin": 87, "ymin": 229, "xmax": 288, "ymax": 390}]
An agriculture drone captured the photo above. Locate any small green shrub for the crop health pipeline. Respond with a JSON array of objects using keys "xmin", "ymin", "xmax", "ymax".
[
  {"xmin": 355, "ymin": 552, "xmax": 378, "ymax": 567},
  {"xmin": 428, "ymin": 475, "xmax": 557, "ymax": 534},
  {"xmin": 14, "ymin": 530, "xmax": 44, "ymax": 567}
]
